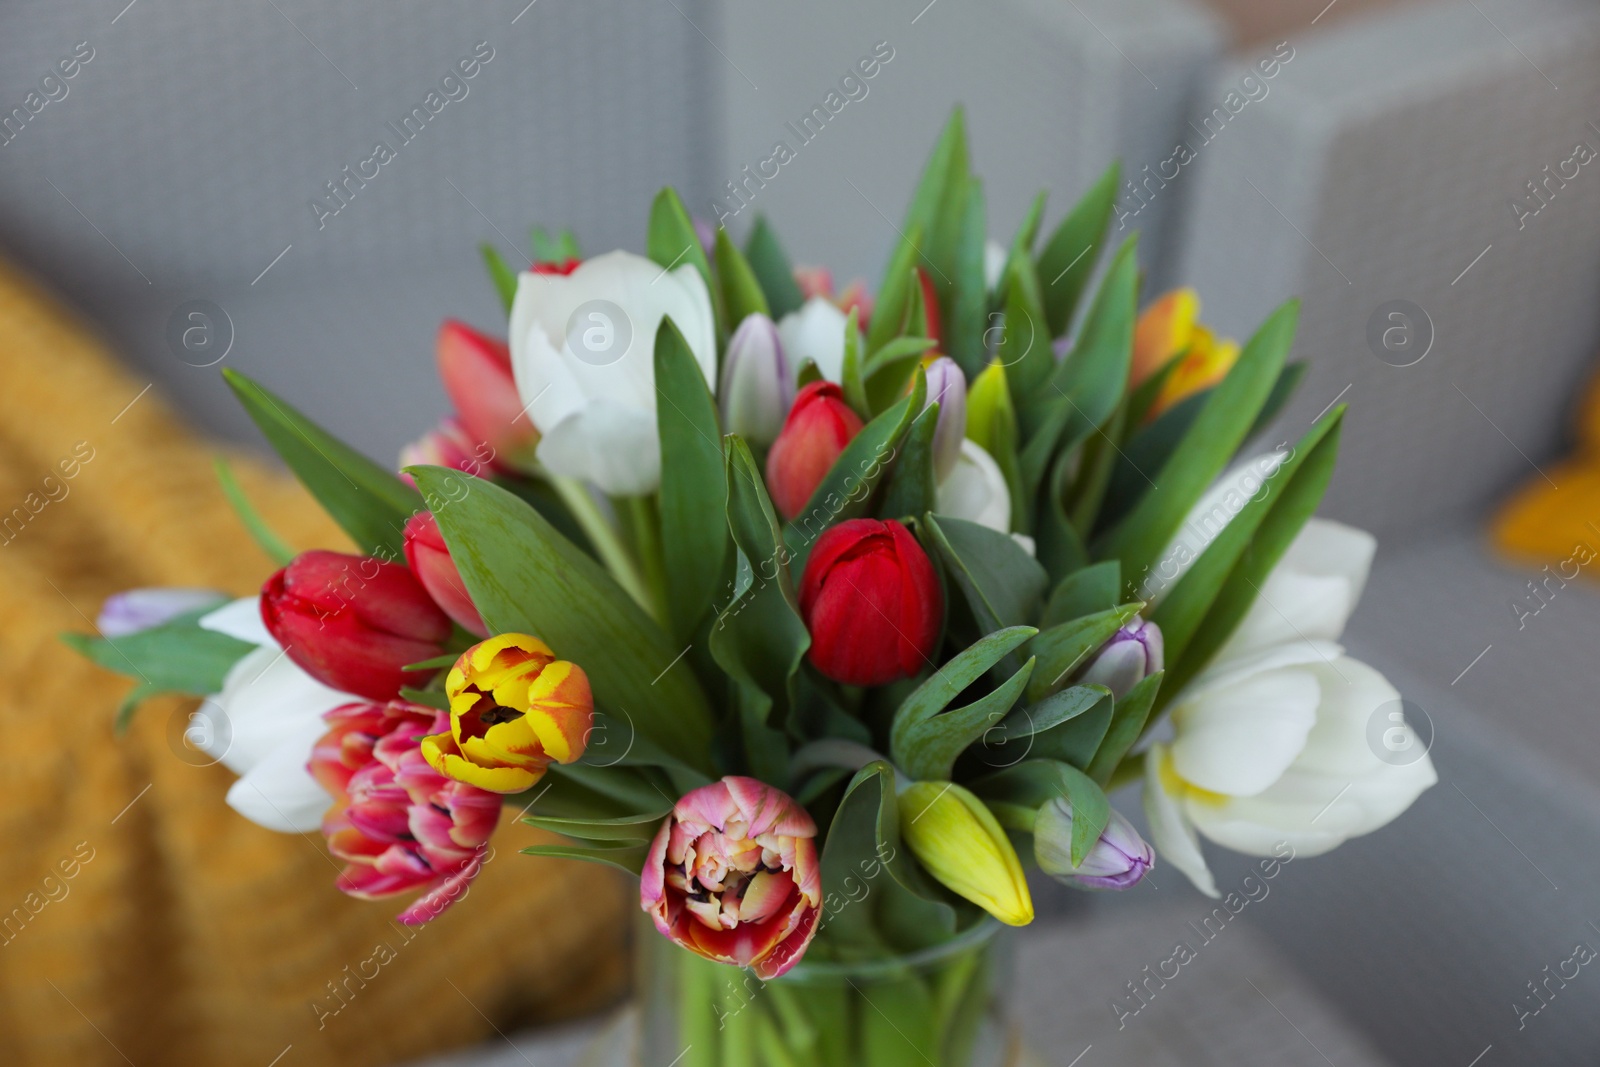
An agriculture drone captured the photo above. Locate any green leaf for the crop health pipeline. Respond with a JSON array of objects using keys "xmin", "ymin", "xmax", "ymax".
[
  {"xmin": 995, "ymin": 190, "xmax": 1047, "ymax": 307},
  {"xmin": 1037, "ymin": 160, "xmax": 1119, "ymax": 337},
  {"xmin": 579, "ymin": 710, "xmax": 711, "ymax": 791},
  {"xmin": 784, "ymin": 377, "xmax": 924, "ymax": 563},
  {"xmin": 1041, "ymin": 561, "xmax": 1121, "ymax": 629},
  {"xmin": 819, "ymin": 761, "xmax": 960, "ymax": 952},
  {"xmin": 971, "ymin": 759, "xmax": 1109, "ymax": 867},
  {"xmin": 480, "ymin": 243, "xmax": 518, "ymax": 313},
  {"xmin": 889, "ymin": 625, "xmax": 1037, "ymax": 762},
  {"xmin": 840, "ymin": 307, "xmax": 870, "ymax": 417},
  {"xmin": 1158, "ymin": 409, "xmax": 1345, "ymax": 702},
  {"xmin": 744, "ymin": 215, "xmax": 806, "ymax": 318},
  {"xmin": 714, "ymin": 225, "xmax": 771, "ymax": 324},
  {"xmin": 1093, "ymin": 300, "xmax": 1299, "ymax": 591},
  {"xmin": 943, "ymin": 175, "xmax": 989, "ymax": 378},
  {"xmin": 900, "ymin": 107, "xmax": 971, "ymax": 292},
  {"xmin": 1024, "ymin": 602, "xmax": 1142, "ymax": 704},
  {"xmin": 648, "ymin": 187, "xmax": 721, "ymax": 331},
  {"xmin": 521, "ymin": 840, "xmax": 649, "ymax": 876},
  {"xmin": 213, "ymin": 457, "xmax": 295, "ymax": 564},
  {"xmin": 398, "ymin": 687, "xmax": 450, "ymax": 710},
  {"xmin": 894, "ymin": 656, "xmax": 1034, "ymax": 780},
  {"xmin": 715, "ymin": 439, "xmax": 810, "ymax": 781},
  {"xmin": 655, "ymin": 319, "xmax": 729, "ymax": 644},
  {"xmin": 1151, "ymin": 409, "xmax": 1344, "ymax": 671},
  {"xmin": 224, "ymin": 369, "xmax": 422, "ymax": 559},
  {"xmin": 863, "ymin": 337, "xmax": 936, "ymax": 414},
  {"xmin": 998, "ymin": 264, "xmax": 1054, "ymax": 433},
  {"xmin": 867, "ymin": 224, "xmax": 926, "ymax": 354},
  {"xmin": 922, "ymin": 514, "xmax": 1048, "ymax": 635},
  {"xmin": 1033, "ymin": 452, "xmax": 1088, "ymax": 579},
  {"xmin": 878, "ymin": 399, "xmax": 939, "ymax": 521},
  {"xmin": 983, "ymin": 684, "xmax": 1108, "ymax": 744},
  {"xmin": 529, "ymin": 227, "xmax": 563, "ymax": 263},
  {"xmin": 1019, "ymin": 235, "xmax": 1139, "ymax": 497},
  {"xmin": 1101, "ymin": 362, "xmax": 1308, "ymax": 533},
  {"xmin": 522, "ymin": 809, "xmax": 668, "ymax": 843},
  {"xmin": 410, "ymin": 467, "xmax": 714, "ymax": 772},
  {"xmin": 1085, "ymin": 671, "xmax": 1162, "ymax": 786},
  {"xmin": 62, "ymin": 605, "xmax": 248, "ymax": 732}
]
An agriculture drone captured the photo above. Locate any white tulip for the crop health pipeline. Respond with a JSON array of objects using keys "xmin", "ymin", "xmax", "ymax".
[
  {"xmin": 509, "ymin": 250, "xmax": 717, "ymax": 496},
  {"xmin": 936, "ymin": 438, "xmax": 1011, "ymax": 534},
  {"xmin": 197, "ymin": 598, "xmax": 356, "ymax": 833},
  {"xmin": 1139, "ymin": 517, "xmax": 1435, "ymax": 896},
  {"xmin": 1145, "ymin": 657, "xmax": 1436, "ymax": 897},
  {"xmin": 777, "ymin": 296, "xmax": 851, "ymax": 383}
]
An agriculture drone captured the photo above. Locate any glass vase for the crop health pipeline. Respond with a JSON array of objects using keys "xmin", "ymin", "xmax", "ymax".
[{"xmin": 632, "ymin": 914, "xmax": 1019, "ymax": 1067}]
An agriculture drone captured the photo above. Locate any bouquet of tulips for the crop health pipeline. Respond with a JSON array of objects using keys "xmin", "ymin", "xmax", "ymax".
[{"xmin": 69, "ymin": 110, "xmax": 1435, "ymax": 1065}]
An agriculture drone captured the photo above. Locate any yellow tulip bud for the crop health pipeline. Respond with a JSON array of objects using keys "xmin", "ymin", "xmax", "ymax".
[
  {"xmin": 1149, "ymin": 325, "xmax": 1240, "ymax": 419},
  {"xmin": 898, "ymin": 781, "xmax": 1034, "ymax": 927},
  {"xmin": 1130, "ymin": 288, "xmax": 1200, "ymax": 388}
]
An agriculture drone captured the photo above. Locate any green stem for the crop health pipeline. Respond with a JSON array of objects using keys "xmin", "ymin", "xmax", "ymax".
[
  {"xmin": 547, "ymin": 475, "xmax": 656, "ymax": 617},
  {"xmin": 618, "ymin": 494, "xmax": 670, "ymax": 625}
]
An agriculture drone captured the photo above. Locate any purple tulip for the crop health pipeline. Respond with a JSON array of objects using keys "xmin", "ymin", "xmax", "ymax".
[
  {"xmin": 1035, "ymin": 801, "xmax": 1153, "ymax": 891},
  {"xmin": 921, "ymin": 355, "xmax": 967, "ymax": 481},
  {"xmin": 97, "ymin": 588, "xmax": 226, "ymax": 637},
  {"xmin": 1078, "ymin": 617, "xmax": 1163, "ymax": 700},
  {"xmin": 719, "ymin": 313, "xmax": 793, "ymax": 447}
]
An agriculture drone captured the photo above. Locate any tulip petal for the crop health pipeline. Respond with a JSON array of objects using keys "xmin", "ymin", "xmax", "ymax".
[
  {"xmin": 199, "ymin": 596, "xmax": 274, "ymax": 647},
  {"xmin": 936, "ymin": 439, "xmax": 1011, "ymax": 534},
  {"xmin": 777, "ymin": 297, "xmax": 849, "ymax": 383},
  {"xmin": 226, "ymin": 735, "xmax": 333, "ymax": 832},
  {"xmin": 1170, "ymin": 667, "xmax": 1320, "ymax": 797},
  {"xmin": 537, "ymin": 401, "xmax": 663, "ymax": 497},
  {"xmin": 214, "ymin": 645, "xmax": 353, "ymax": 776},
  {"xmin": 1142, "ymin": 745, "xmax": 1219, "ymax": 898}
]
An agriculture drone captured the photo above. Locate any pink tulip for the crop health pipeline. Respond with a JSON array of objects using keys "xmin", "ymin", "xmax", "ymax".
[
  {"xmin": 641, "ymin": 777, "xmax": 822, "ymax": 979},
  {"xmin": 403, "ymin": 511, "xmax": 487, "ymax": 635},
  {"xmin": 435, "ymin": 319, "xmax": 540, "ymax": 470},
  {"xmin": 398, "ymin": 416, "xmax": 499, "ymax": 486},
  {"xmin": 312, "ymin": 700, "xmax": 501, "ymax": 925}
]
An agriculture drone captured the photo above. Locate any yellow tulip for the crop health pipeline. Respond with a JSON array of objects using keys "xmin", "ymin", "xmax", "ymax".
[{"xmin": 898, "ymin": 781, "xmax": 1034, "ymax": 926}]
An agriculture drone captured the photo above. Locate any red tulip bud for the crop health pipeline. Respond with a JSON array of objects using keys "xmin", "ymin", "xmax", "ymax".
[
  {"xmin": 403, "ymin": 512, "xmax": 487, "ymax": 636},
  {"xmin": 435, "ymin": 320, "xmax": 539, "ymax": 469},
  {"xmin": 916, "ymin": 266, "xmax": 942, "ymax": 350},
  {"xmin": 765, "ymin": 381, "xmax": 863, "ymax": 520},
  {"xmin": 261, "ymin": 551, "xmax": 453, "ymax": 700},
  {"xmin": 798, "ymin": 518, "xmax": 943, "ymax": 686}
]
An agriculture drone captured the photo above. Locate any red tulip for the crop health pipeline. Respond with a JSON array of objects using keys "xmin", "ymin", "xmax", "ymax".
[
  {"xmin": 403, "ymin": 512, "xmax": 487, "ymax": 636},
  {"xmin": 765, "ymin": 381, "xmax": 863, "ymax": 520},
  {"xmin": 798, "ymin": 518, "xmax": 943, "ymax": 686},
  {"xmin": 435, "ymin": 320, "xmax": 539, "ymax": 469},
  {"xmin": 261, "ymin": 550, "xmax": 453, "ymax": 700},
  {"xmin": 916, "ymin": 266, "xmax": 942, "ymax": 350}
]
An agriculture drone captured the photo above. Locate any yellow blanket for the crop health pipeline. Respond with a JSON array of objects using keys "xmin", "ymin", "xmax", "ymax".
[{"xmin": 0, "ymin": 262, "xmax": 626, "ymax": 1066}]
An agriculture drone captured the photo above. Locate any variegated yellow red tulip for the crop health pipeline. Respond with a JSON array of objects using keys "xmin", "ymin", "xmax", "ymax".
[
  {"xmin": 1149, "ymin": 325, "xmax": 1240, "ymax": 419},
  {"xmin": 1130, "ymin": 287, "xmax": 1199, "ymax": 388},
  {"xmin": 420, "ymin": 634, "xmax": 593, "ymax": 794}
]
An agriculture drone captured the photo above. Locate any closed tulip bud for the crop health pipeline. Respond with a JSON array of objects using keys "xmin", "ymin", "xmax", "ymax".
[
  {"xmin": 1034, "ymin": 800, "xmax": 1153, "ymax": 891},
  {"xmin": 1076, "ymin": 617, "xmax": 1163, "ymax": 701},
  {"xmin": 719, "ymin": 313, "xmax": 793, "ymax": 447},
  {"xmin": 1149, "ymin": 326, "xmax": 1239, "ymax": 419},
  {"xmin": 96, "ymin": 587, "xmax": 225, "ymax": 637},
  {"xmin": 403, "ymin": 512, "xmax": 487, "ymax": 636},
  {"xmin": 436, "ymin": 319, "xmax": 540, "ymax": 469},
  {"xmin": 920, "ymin": 355, "xmax": 967, "ymax": 482},
  {"xmin": 641, "ymin": 776, "xmax": 822, "ymax": 979},
  {"xmin": 898, "ymin": 781, "xmax": 1033, "ymax": 926},
  {"xmin": 420, "ymin": 634, "xmax": 594, "ymax": 794},
  {"xmin": 261, "ymin": 551, "xmax": 453, "ymax": 701},
  {"xmin": 765, "ymin": 381, "xmax": 863, "ymax": 520},
  {"xmin": 798, "ymin": 519, "xmax": 942, "ymax": 686},
  {"xmin": 397, "ymin": 416, "xmax": 498, "ymax": 486}
]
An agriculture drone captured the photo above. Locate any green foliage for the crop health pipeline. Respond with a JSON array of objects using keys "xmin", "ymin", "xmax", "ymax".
[
  {"xmin": 480, "ymin": 243, "xmax": 518, "ymax": 313},
  {"xmin": 654, "ymin": 319, "xmax": 729, "ymax": 644},
  {"xmin": 744, "ymin": 215, "xmax": 806, "ymax": 318},
  {"xmin": 224, "ymin": 369, "xmax": 422, "ymax": 560},
  {"xmin": 1037, "ymin": 160, "xmax": 1120, "ymax": 337},
  {"xmin": 62, "ymin": 603, "xmax": 246, "ymax": 732},
  {"xmin": 410, "ymin": 467, "xmax": 714, "ymax": 772}
]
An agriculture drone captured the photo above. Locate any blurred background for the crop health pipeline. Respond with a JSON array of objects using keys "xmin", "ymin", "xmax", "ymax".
[{"xmin": 3, "ymin": 0, "xmax": 1600, "ymax": 1064}]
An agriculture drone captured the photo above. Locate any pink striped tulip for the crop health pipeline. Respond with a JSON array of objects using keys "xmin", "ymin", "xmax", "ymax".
[
  {"xmin": 642, "ymin": 777, "xmax": 822, "ymax": 979},
  {"xmin": 398, "ymin": 416, "xmax": 499, "ymax": 486},
  {"xmin": 312, "ymin": 700, "xmax": 501, "ymax": 925}
]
